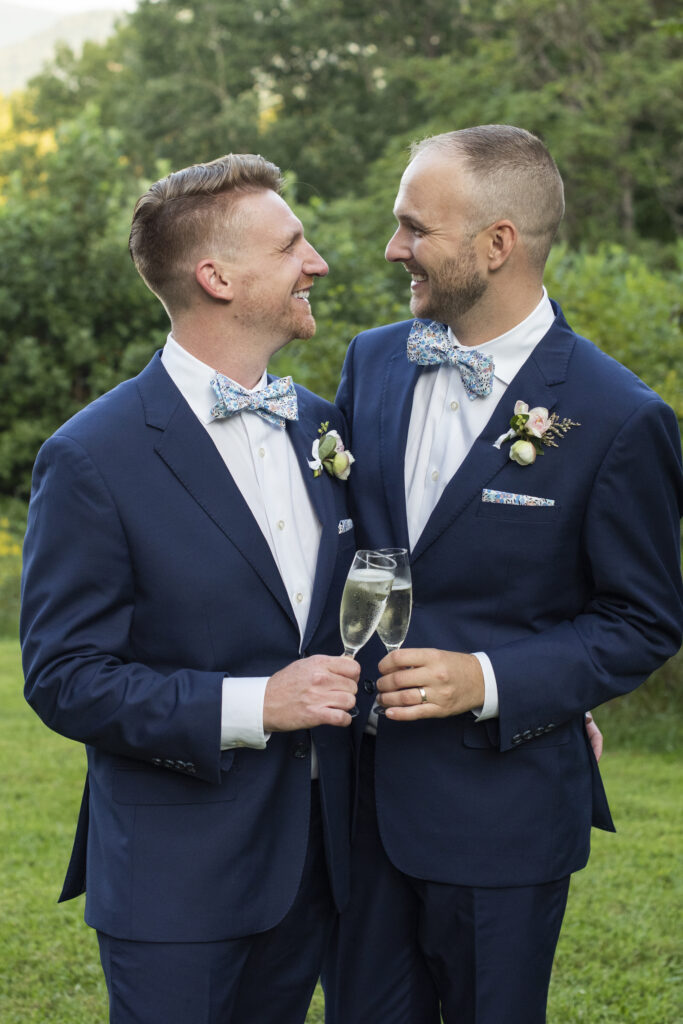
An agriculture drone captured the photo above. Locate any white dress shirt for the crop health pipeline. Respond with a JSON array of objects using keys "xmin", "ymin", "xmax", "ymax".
[
  {"xmin": 404, "ymin": 289, "xmax": 556, "ymax": 719},
  {"xmin": 161, "ymin": 336, "xmax": 322, "ymax": 751}
]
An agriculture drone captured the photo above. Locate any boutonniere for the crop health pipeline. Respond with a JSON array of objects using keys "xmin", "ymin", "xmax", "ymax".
[
  {"xmin": 308, "ymin": 421, "xmax": 355, "ymax": 480},
  {"xmin": 493, "ymin": 401, "xmax": 580, "ymax": 466}
]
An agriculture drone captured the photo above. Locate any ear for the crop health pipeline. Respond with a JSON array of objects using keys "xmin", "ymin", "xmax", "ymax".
[
  {"xmin": 195, "ymin": 258, "xmax": 234, "ymax": 301},
  {"xmin": 484, "ymin": 220, "xmax": 517, "ymax": 271}
]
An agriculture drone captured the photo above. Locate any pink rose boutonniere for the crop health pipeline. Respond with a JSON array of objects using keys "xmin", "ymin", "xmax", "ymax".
[
  {"xmin": 493, "ymin": 400, "xmax": 580, "ymax": 466},
  {"xmin": 308, "ymin": 421, "xmax": 355, "ymax": 480}
]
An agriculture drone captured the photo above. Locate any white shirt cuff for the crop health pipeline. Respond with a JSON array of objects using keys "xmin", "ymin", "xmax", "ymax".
[
  {"xmin": 220, "ymin": 677, "xmax": 269, "ymax": 749},
  {"xmin": 471, "ymin": 652, "xmax": 499, "ymax": 720}
]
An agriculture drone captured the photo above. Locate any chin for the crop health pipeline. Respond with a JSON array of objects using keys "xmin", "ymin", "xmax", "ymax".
[
  {"xmin": 410, "ymin": 297, "xmax": 431, "ymax": 320},
  {"xmin": 295, "ymin": 315, "xmax": 317, "ymax": 340}
]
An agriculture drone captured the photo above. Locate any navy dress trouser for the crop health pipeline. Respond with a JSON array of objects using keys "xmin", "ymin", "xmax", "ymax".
[{"xmin": 322, "ymin": 737, "xmax": 570, "ymax": 1024}]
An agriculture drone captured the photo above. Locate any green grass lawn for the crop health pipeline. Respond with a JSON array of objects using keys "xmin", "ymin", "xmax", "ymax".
[{"xmin": 1, "ymin": 638, "xmax": 681, "ymax": 1023}]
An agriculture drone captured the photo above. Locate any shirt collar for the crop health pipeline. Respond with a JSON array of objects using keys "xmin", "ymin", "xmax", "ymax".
[
  {"xmin": 447, "ymin": 287, "xmax": 555, "ymax": 386},
  {"xmin": 161, "ymin": 334, "xmax": 269, "ymax": 425}
]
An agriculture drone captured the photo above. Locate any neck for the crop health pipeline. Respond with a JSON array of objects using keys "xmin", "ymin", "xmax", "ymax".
[
  {"xmin": 171, "ymin": 315, "xmax": 271, "ymax": 389},
  {"xmin": 449, "ymin": 280, "xmax": 544, "ymax": 347}
]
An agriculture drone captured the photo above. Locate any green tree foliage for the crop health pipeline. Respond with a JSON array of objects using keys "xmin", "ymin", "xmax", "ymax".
[
  {"xmin": 18, "ymin": 0, "xmax": 682, "ymax": 245},
  {"xmin": 0, "ymin": 0, "xmax": 681, "ymax": 495},
  {"xmin": 0, "ymin": 107, "xmax": 165, "ymax": 498}
]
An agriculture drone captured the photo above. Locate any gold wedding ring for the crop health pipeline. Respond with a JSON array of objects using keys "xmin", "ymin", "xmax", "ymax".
[{"xmin": 419, "ymin": 686, "xmax": 428, "ymax": 704}]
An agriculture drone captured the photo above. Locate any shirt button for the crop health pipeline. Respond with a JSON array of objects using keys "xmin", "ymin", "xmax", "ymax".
[
  {"xmin": 295, "ymin": 592, "xmax": 304, "ymax": 603},
  {"xmin": 450, "ymin": 400, "xmax": 459, "ymax": 412},
  {"xmin": 277, "ymin": 520, "xmax": 285, "ymax": 530},
  {"xmin": 258, "ymin": 447, "xmax": 266, "ymax": 458},
  {"xmin": 431, "ymin": 469, "xmax": 439, "ymax": 482}
]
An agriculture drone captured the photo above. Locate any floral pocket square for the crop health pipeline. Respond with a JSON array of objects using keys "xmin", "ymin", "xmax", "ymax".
[
  {"xmin": 482, "ymin": 488, "xmax": 555, "ymax": 507},
  {"xmin": 337, "ymin": 518, "xmax": 354, "ymax": 534}
]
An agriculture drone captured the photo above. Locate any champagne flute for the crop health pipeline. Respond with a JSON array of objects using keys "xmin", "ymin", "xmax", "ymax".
[
  {"xmin": 340, "ymin": 550, "xmax": 396, "ymax": 658},
  {"xmin": 375, "ymin": 548, "xmax": 412, "ymax": 653},
  {"xmin": 340, "ymin": 550, "xmax": 396, "ymax": 717}
]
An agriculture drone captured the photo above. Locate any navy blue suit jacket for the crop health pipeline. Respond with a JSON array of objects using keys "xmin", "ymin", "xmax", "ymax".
[
  {"xmin": 21, "ymin": 353, "xmax": 357, "ymax": 942},
  {"xmin": 337, "ymin": 303, "xmax": 683, "ymax": 888}
]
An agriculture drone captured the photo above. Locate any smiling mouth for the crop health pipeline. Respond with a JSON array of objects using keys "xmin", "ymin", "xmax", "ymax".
[
  {"xmin": 292, "ymin": 288, "xmax": 311, "ymax": 302},
  {"xmin": 410, "ymin": 273, "xmax": 427, "ymax": 288}
]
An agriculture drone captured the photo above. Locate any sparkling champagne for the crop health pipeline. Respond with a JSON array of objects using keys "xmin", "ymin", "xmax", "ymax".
[
  {"xmin": 376, "ymin": 580, "xmax": 413, "ymax": 651},
  {"xmin": 340, "ymin": 568, "xmax": 394, "ymax": 655}
]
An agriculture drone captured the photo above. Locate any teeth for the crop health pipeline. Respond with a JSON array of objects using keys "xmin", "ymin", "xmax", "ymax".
[
  {"xmin": 293, "ymin": 289, "xmax": 311, "ymax": 301},
  {"xmin": 411, "ymin": 274, "xmax": 427, "ymax": 283}
]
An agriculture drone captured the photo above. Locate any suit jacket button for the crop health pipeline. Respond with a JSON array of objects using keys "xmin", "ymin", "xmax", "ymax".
[
  {"xmin": 362, "ymin": 679, "xmax": 375, "ymax": 695},
  {"xmin": 293, "ymin": 742, "xmax": 309, "ymax": 759}
]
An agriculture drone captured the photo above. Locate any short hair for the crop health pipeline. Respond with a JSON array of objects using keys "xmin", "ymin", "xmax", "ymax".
[
  {"xmin": 410, "ymin": 125, "xmax": 565, "ymax": 270},
  {"xmin": 129, "ymin": 153, "xmax": 283, "ymax": 312}
]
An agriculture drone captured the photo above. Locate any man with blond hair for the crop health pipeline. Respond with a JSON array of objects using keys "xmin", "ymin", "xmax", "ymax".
[
  {"xmin": 323, "ymin": 125, "xmax": 683, "ymax": 1023},
  {"xmin": 21, "ymin": 154, "xmax": 360, "ymax": 1024}
]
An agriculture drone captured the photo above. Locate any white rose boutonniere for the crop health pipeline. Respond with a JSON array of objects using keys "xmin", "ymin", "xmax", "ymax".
[
  {"xmin": 308, "ymin": 421, "xmax": 355, "ymax": 480},
  {"xmin": 494, "ymin": 400, "xmax": 580, "ymax": 466}
]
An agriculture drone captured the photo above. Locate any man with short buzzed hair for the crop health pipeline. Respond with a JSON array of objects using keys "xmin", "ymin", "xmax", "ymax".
[
  {"xmin": 324, "ymin": 125, "xmax": 683, "ymax": 1024},
  {"xmin": 21, "ymin": 153, "xmax": 360, "ymax": 1024}
]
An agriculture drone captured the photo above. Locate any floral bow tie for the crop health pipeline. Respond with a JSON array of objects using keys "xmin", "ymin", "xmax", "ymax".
[
  {"xmin": 406, "ymin": 320, "xmax": 495, "ymax": 400},
  {"xmin": 210, "ymin": 373, "xmax": 299, "ymax": 429}
]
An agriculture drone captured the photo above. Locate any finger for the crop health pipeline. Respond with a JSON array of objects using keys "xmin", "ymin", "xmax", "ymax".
[
  {"xmin": 319, "ymin": 677, "xmax": 358, "ymax": 697},
  {"xmin": 377, "ymin": 686, "xmax": 426, "ymax": 709},
  {"xmin": 384, "ymin": 702, "xmax": 440, "ymax": 722},
  {"xmin": 317, "ymin": 707, "xmax": 355, "ymax": 727},
  {"xmin": 378, "ymin": 647, "xmax": 433, "ymax": 675},
  {"xmin": 328, "ymin": 656, "xmax": 362, "ymax": 678},
  {"xmin": 330, "ymin": 689, "xmax": 359, "ymax": 712},
  {"xmin": 377, "ymin": 666, "xmax": 432, "ymax": 694}
]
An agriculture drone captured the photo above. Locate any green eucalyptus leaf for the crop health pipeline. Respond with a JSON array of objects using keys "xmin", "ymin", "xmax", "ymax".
[{"xmin": 318, "ymin": 436, "xmax": 336, "ymax": 460}]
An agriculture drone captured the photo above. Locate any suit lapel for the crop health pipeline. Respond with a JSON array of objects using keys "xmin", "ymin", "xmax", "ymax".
[
  {"xmin": 137, "ymin": 355, "xmax": 297, "ymax": 626},
  {"xmin": 379, "ymin": 348, "xmax": 421, "ymax": 549},
  {"xmin": 287, "ymin": 396, "xmax": 339, "ymax": 649},
  {"xmin": 412, "ymin": 315, "xmax": 576, "ymax": 562}
]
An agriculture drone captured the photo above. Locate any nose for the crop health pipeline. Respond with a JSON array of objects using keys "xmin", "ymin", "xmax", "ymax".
[
  {"xmin": 385, "ymin": 227, "xmax": 410, "ymax": 264},
  {"xmin": 304, "ymin": 241, "xmax": 329, "ymax": 278}
]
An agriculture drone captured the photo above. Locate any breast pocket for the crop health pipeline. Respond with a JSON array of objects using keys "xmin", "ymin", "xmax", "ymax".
[{"xmin": 476, "ymin": 501, "xmax": 559, "ymax": 524}]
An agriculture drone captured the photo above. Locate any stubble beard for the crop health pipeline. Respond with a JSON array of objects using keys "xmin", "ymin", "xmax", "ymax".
[
  {"xmin": 288, "ymin": 303, "xmax": 317, "ymax": 342},
  {"xmin": 247, "ymin": 294, "xmax": 317, "ymax": 349},
  {"xmin": 410, "ymin": 247, "xmax": 488, "ymax": 325}
]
